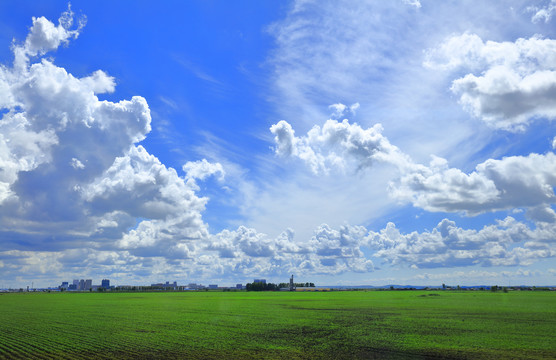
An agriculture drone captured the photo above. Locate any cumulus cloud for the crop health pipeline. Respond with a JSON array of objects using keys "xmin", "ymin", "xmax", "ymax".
[
  {"xmin": 197, "ymin": 217, "xmax": 556, "ymax": 277},
  {"xmin": 23, "ymin": 4, "xmax": 86, "ymax": 58},
  {"xmin": 272, "ymin": 115, "xmax": 556, "ymax": 217},
  {"xmin": 0, "ymin": 8, "xmax": 208, "ymax": 259},
  {"xmin": 202, "ymin": 223, "xmax": 373, "ymax": 277},
  {"xmin": 367, "ymin": 217, "xmax": 556, "ymax": 268},
  {"xmin": 182, "ymin": 159, "xmax": 225, "ymax": 190},
  {"xmin": 270, "ymin": 117, "xmax": 411, "ymax": 174},
  {"xmin": 425, "ymin": 34, "xmax": 556, "ymax": 131},
  {"xmin": 183, "ymin": 159, "xmax": 225, "ymax": 181},
  {"xmin": 392, "ymin": 152, "xmax": 556, "ymax": 214},
  {"xmin": 328, "ymin": 102, "xmax": 360, "ymax": 119}
]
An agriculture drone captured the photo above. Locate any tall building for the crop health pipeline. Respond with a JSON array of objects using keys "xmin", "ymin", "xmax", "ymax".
[
  {"xmin": 70, "ymin": 280, "xmax": 79, "ymax": 290},
  {"xmin": 101, "ymin": 279, "xmax": 110, "ymax": 289},
  {"xmin": 79, "ymin": 279, "xmax": 85, "ymax": 291},
  {"xmin": 254, "ymin": 279, "xmax": 266, "ymax": 284},
  {"xmin": 84, "ymin": 279, "xmax": 92, "ymax": 290}
]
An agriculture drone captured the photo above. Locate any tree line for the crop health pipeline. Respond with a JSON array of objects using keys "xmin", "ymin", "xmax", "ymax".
[
  {"xmin": 245, "ymin": 282, "xmax": 280, "ymax": 291},
  {"xmin": 245, "ymin": 282, "xmax": 315, "ymax": 291}
]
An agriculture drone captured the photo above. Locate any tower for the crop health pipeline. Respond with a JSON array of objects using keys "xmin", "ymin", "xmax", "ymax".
[{"xmin": 289, "ymin": 274, "xmax": 295, "ymax": 291}]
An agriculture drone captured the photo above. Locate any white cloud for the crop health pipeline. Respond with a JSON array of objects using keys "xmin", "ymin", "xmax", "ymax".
[
  {"xmin": 426, "ymin": 34, "xmax": 556, "ymax": 131},
  {"xmin": 402, "ymin": 0, "xmax": 421, "ymax": 9},
  {"xmin": 266, "ymin": 1, "xmax": 443, "ymax": 129},
  {"xmin": 270, "ymin": 119, "xmax": 411, "ymax": 175},
  {"xmin": 22, "ymin": 4, "xmax": 86, "ymax": 59},
  {"xmin": 199, "ymin": 216, "xmax": 556, "ymax": 277},
  {"xmin": 528, "ymin": 0, "xmax": 556, "ymax": 23},
  {"xmin": 393, "ymin": 152, "xmax": 556, "ymax": 214},
  {"xmin": 203, "ymin": 223, "xmax": 373, "ymax": 278},
  {"xmin": 182, "ymin": 159, "xmax": 225, "ymax": 190},
  {"xmin": 272, "ymin": 115, "xmax": 556, "ymax": 219},
  {"xmin": 80, "ymin": 70, "xmax": 116, "ymax": 94},
  {"xmin": 368, "ymin": 217, "xmax": 556, "ymax": 268},
  {"xmin": 328, "ymin": 102, "xmax": 360, "ymax": 119},
  {"xmin": 70, "ymin": 158, "xmax": 85, "ymax": 169},
  {"xmin": 0, "ymin": 8, "xmax": 208, "ymax": 258}
]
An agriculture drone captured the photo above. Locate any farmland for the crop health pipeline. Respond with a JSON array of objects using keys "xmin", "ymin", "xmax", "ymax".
[{"xmin": 0, "ymin": 290, "xmax": 554, "ymax": 359}]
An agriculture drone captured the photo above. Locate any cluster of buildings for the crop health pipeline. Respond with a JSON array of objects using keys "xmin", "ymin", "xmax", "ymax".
[
  {"xmin": 50, "ymin": 276, "xmax": 302, "ymax": 292},
  {"xmin": 54, "ymin": 277, "xmax": 295, "ymax": 292},
  {"xmin": 55, "ymin": 279, "xmax": 245, "ymax": 291},
  {"xmin": 2, "ymin": 276, "xmax": 320, "ymax": 292},
  {"xmin": 59, "ymin": 279, "xmax": 110, "ymax": 291}
]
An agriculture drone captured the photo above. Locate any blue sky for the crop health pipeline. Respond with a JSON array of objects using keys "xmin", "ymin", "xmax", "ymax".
[{"xmin": 1, "ymin": 0, "xmax": 556, "ymax": 288}]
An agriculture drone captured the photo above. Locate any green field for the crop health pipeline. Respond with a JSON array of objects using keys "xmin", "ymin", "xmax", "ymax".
[{"xmin": 0, "ymin": 290, "xmax": 555, "ymax": 359}]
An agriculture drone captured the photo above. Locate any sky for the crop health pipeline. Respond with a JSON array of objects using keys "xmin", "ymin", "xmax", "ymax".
[{"xmin": 1, "ymin": 0, "xmax": 556, "ymax": 288}]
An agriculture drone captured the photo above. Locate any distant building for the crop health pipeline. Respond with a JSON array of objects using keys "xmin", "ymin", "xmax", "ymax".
[
  {"xmin": 151, "ymin": 281, "xmax": 178, "ymax": 289},
  {"xmin": 289, "ymin": 275, "xmax": 295, "ymax": 291},
  {"xmin": 84, "ymin": 279, "xmax": 92, "ymax": 291},
  {"xmin": 236, "ymin": 284, "xmax": 242, "ymax": 289},
  {"xmin": 79, "ymin": 279, "xmax": 85, "ymax": 291},
  {"xmin": 101, "ymin": 279, "xmax": 110, "ymax": 289},
  {"xmin": 208, "ymin": 284, "xmax": 218, "ymax": 289},
  {"xmin": 60, "ymin": 282, "xmax": 69, "ymax": 290},
  {"xmin": 254, "ymin": 279, "xmax": 266, "ymax": 284}
]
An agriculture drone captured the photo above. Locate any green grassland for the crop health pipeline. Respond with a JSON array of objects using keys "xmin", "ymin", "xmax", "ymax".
[{"xmin": 0, "ymin": 290, "xmax": 555, "ymax": 359}]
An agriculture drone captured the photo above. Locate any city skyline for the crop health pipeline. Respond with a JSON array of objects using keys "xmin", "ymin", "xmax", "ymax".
[{"xmin": 1, "ymin": 1, "xmax": 556, "ymax": 288}]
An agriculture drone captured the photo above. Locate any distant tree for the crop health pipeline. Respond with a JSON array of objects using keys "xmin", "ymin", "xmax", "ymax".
[
  {"xmin": 390, "ymin": 286, "xmax": 394, "ymax": 291},
  {"xmin": 442, "ymin": 283, "xmax": 446, "ymax": 290},
  {"xmin": 245, "ymin": 282, "xmax": 279, "ymax": 291}
]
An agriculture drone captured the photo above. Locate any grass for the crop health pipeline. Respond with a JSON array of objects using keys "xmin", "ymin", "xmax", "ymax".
[{"xmin": 0, "ymin": 290, "xmax": 555, "ymax": 359}]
